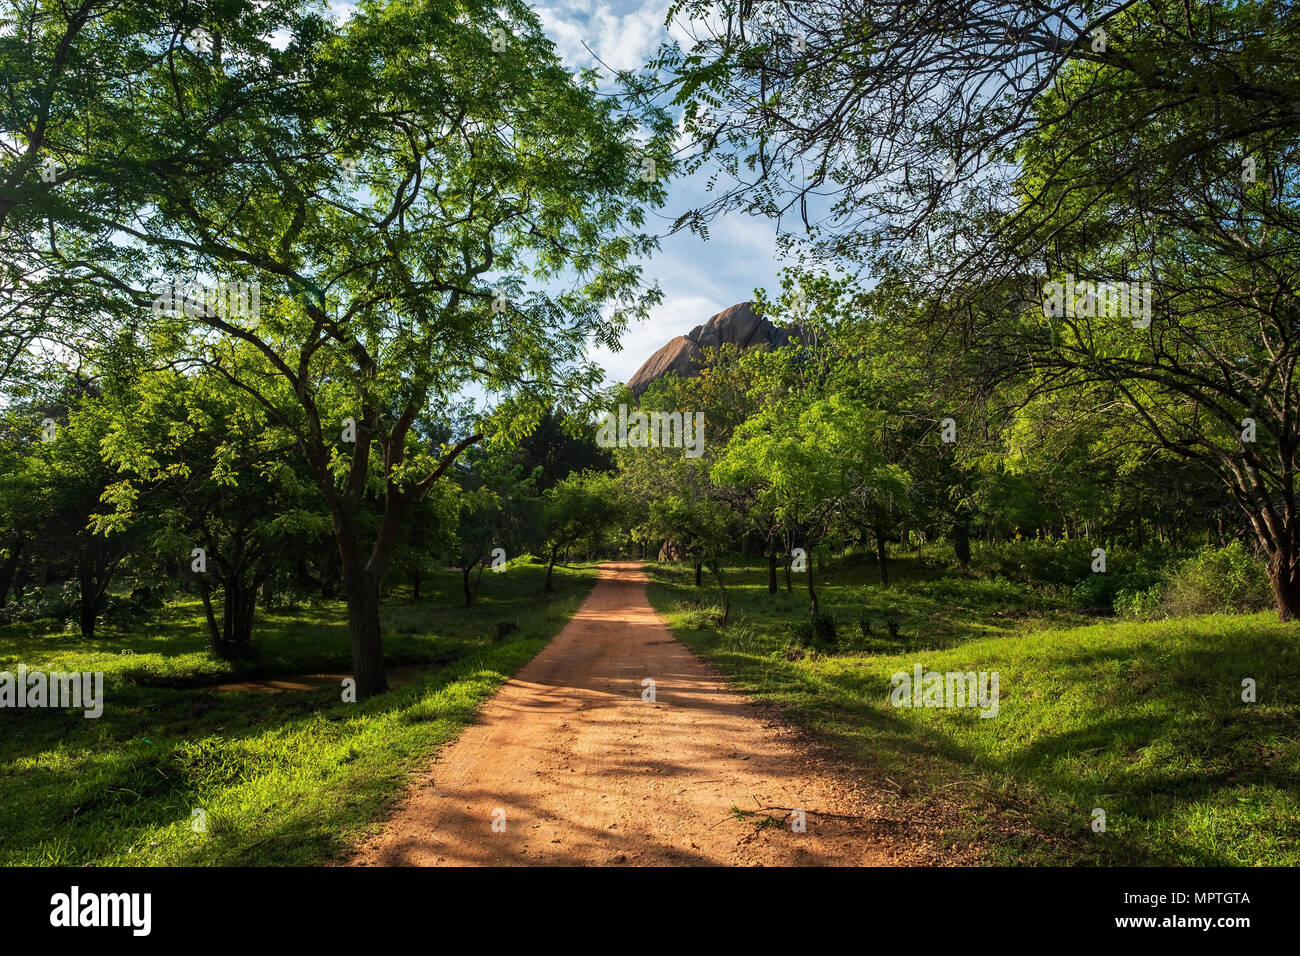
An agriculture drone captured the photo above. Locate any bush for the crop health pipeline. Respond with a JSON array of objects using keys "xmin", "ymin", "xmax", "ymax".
[
  {"xmin": 810, "ymin": 611, "xmax": 837, "ymax": 647},
  {"xmin": 1114, "ymin": 584, "xmax": 1164, "ymax": 619},
  {"xmin": 673, "ymin": 600, "xmax": 725, "ymax": 630},
  {"xmin": 1160, "ymin": 542, "xmax": 1274, "ymax": 616},
  {"xmin": 974, "ymin": 538, "xmax": 1101, "ymax": 587},
  {"xmin": 784, "ymin": 619, "xmax": 816, "ymax": 646},
  {"xmin": 1070, "ymin": 571, "xmax": 1161, "ymax": 613},
  {"xmin": 0, "ymin": 587, "xmax": 72, "ymax": 625},
  {"xmin": 785, "ymin": 611, "xmax": 838, "ymax": 651},
  {"xmin": 974, "ymin": 538, "xmax": 1165, "ymax": 601}
]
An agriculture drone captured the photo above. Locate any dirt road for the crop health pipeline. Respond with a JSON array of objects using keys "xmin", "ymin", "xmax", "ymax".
[{"xmin": 351, "ymin": 562, "xmax": 941, "ymax": 866}]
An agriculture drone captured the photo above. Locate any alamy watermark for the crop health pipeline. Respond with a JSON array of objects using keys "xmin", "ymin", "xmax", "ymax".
[
  {"xmin": 0, "ymin": 666, "xmax": 104, "ymax": 718},
  {"xmin": 596, "ymin": 404, "xmax": 705, "ymax": 458},
  {"xmin": 1042, "ymin": 274, "xmax": 1152, "ymax": 328},
  {"xmin": 889, "ymin": 664, "xmax": 999, "ymax": 718},
  {"xmin": 50, "ymin": 886, "xmax": 150, "ymax": 936}
]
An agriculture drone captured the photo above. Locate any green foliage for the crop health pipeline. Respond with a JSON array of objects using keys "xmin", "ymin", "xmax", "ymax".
[
  {"xmin": 784, "ymin": 612, "xmax": 838, "ymax": 652},
  {"xmin": 1160, "ymin": 543, "xmax": 1275, "ymax": 617}
]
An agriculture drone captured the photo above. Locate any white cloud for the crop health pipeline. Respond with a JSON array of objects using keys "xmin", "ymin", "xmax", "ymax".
[
  {"xmin": 326, "ymin": 1, "xmax": 358, "ymax": 23},
  {"xmin": 537, "ymin": 0, "xmax": 667, "ymax": 71},
  {"xmin": 588, "ymin": 292, "xmax": 725, "ymax": 386}
]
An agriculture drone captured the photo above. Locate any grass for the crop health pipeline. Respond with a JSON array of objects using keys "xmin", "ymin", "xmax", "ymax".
[
  {"xmin": 0, "ymin": 560, "xmax": 599, "ymax": 865},
  {"xmin": 647, "ymin": 552, "xmax": 1300, "ymax": 866}
]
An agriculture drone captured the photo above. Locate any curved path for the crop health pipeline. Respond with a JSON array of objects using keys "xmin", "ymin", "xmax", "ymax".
[{"xmin": 351, "ymin": 562, "xmax": 935, "ymax": 866}]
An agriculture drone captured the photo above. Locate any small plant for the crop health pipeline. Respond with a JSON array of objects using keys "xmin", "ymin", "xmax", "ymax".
[
  {"xmin": 1114, "ymin": 584, "xmax": 1164, "ymax": 619},
  {"xmin": 810, "ymin": 611, "xmax": 837, "ymax": 647},
  {"xmin": 856, "ymin": 614, "xmax": 872, "ymax": 640},
  {"xmin": 730, "ymin": 805, "xmax": 784, "ymax": 830},
  {"xmin": 491, "ymin": 620, "xmax": 519, "ymax": 642},
  {"xmin": 720, "ymin": 621, "xmax": 758, "ymax": 652},
  {"xmin": 787, "ymin": 612, "xmax": 838, "ymax": 650},
  {"xmin": 785, "ymin": 619, "xmax": 816, "ymax": 645}
]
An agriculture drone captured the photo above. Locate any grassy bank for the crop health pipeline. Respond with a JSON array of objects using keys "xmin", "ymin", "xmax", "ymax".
[
  {"xmin": 0, "ymin": 561, "xmax": 598, "ymax": 865},
  {"xmin": 647, "ymin": 554, "xmax": 1300, "ymax": 865}
]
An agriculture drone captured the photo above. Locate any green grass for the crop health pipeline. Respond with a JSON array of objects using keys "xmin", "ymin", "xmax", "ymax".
[
  {"xmin": 0, "ymin": 561, "xmax": 599, "ymax": 865},
  {"xmin": 648, "ymin": 553, "xmax": 1300, "ymax": 866}
]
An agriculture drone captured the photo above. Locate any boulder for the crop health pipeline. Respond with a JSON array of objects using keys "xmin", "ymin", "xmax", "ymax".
[{"xmin": 626, "ymin": 301, "xmax": 802, "ymax": 395}]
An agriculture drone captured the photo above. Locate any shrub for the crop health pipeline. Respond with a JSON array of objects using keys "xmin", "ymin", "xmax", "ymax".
[
  {"xmin": 673, "ymin": 600, "xmax": 725, "ymax": 630},
  {"xmin": 1070, "ymin": 572, "xmax": 1161, "ymax": 613},
  {"xmin": 973, "ymin": 538, "xmax": 1100, "ymax": 587},
  {"xmin": 1160, "ymin": 542, "xmax": 1273, "ymax": 616},
  {"xmin": 785, "ymin": 619, "xmax": 817, "ymax": 646},
  {"xmin": 1114, "ymin": 584, "xmax": 1164, "ymax": 619},
  {"xmin": 810, "ymin": 612, "xmax": 837, "ymax": 647},
  {"xmin": 785, "ymin": 611, "xmax": 838, "ymax": 651}
]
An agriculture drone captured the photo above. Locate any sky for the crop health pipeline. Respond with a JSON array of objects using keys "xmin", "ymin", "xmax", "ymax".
[
  {"xmin": 319, "ymin": 0, "xmax": 789, "ymax": 388},
  {"xmin": 532, "ymin": 1, "xmax": 788, "ymax": 386}
]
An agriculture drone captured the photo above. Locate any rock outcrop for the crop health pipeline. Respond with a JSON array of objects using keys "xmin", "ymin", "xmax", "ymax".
[{"xmin": 625, "ymin": 302, "xmax": 801, "ymax": 396}]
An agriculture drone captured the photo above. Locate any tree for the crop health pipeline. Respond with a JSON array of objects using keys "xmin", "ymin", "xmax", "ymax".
[
  {"xmin": 715, "ymin": 380, "xmax": 897, "ymax": 614},
  {"xmin": 97, "ymin": 363, "xmax": 328, "ymax": 657},
  {"xmin": 448, "ymin": 442, "xmax": 541, "ymax": 608},
  {"xmin": 20, "ymin": 383, "xmax": 131, "ymax": 638},
  {"xmin": 667, "ymin": 1, "xmax": 1300, "ymax": 620},
  {"xmin": 540, "ymin": 471, "xmax": 624, "ymax": 592},
  {"xmin": 11, "ymin": 1, "xmax": 670, "ymax": 696}
]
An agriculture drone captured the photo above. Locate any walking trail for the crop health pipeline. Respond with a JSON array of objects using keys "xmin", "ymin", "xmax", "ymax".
[{"xmin": 350, "ymin": 562, "xmax": 947, "ymax": 866}]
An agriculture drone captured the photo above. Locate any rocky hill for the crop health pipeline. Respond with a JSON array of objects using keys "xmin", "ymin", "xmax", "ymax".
[{"xmin": 625, "ymin": 301, "xmax": 802, "ymax": 396}]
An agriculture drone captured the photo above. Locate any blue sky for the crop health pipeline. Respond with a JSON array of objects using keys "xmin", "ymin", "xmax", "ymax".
[{"xmin": 535, "ymin": 1, "xmax": 788, "ymax": 386}]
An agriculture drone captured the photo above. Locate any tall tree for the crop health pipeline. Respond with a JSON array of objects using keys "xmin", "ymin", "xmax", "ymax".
[{"xmin": 12, "ymin": 1, "xmax": 670, "ymax": 695}]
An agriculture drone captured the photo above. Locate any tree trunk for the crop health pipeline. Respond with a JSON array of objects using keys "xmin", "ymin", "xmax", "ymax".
[
  {"xmin": 546, "ymin": 549, "xmax": 558, "ymax": 592},
  {"xmin": 345, "ymin": 568, "xmax": 387, "ymax": 697},
  {"xmin": 231, "ymin": 580, "xmax": 256, "ymax": 653},
  {"xmin": 767, "ymin": 540, "xmax": 778, "ymax": 594},
  {"xmin": 693, "ymin": 558, "xmax": 702, "ymax": 587},
  {"xmin": 1268, "ymin": 550, "xmax": 1300, "ymax": 621},
  {"xmin": 222, "ymin": 578, "xmax": 239, "ymax": 648},
  {"xmin": 0, "ymin": 539, "xmax": 23, "ymax": 608},
  {"xmin": 807, "ymin": 547, "xmax": 820, "ymax": 615},
  {"xmin": 462, "ymin": 565, "xmax": 473, "ymax": 607},
  {"xmin": 76, "ymin": 551, "xmax": 97, "ymax": 639},
  {"xmin": 411, "ymin": 566, "xmax": 421, "ymax": 601},
  {"xmin": 78, "ymin": 587, "xmax": 97, "ymax": 639},
  {"xmin": 472, "ymin": 561, "xmax": 486, "ymax": 605},
  {"xmin": 954, "ymin": 518, "xmax": 971, "ymax": 571},
  {"xmin": 709, "ymin": 559, "xmax": 730, "ymax": 627},
  {"xmin": 199, "ymin": 577, "xmax": 223, "ymax": 656},
  {"xmin": 874, "ymin": 528, "xmax": 889, "ymax": 586}
]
